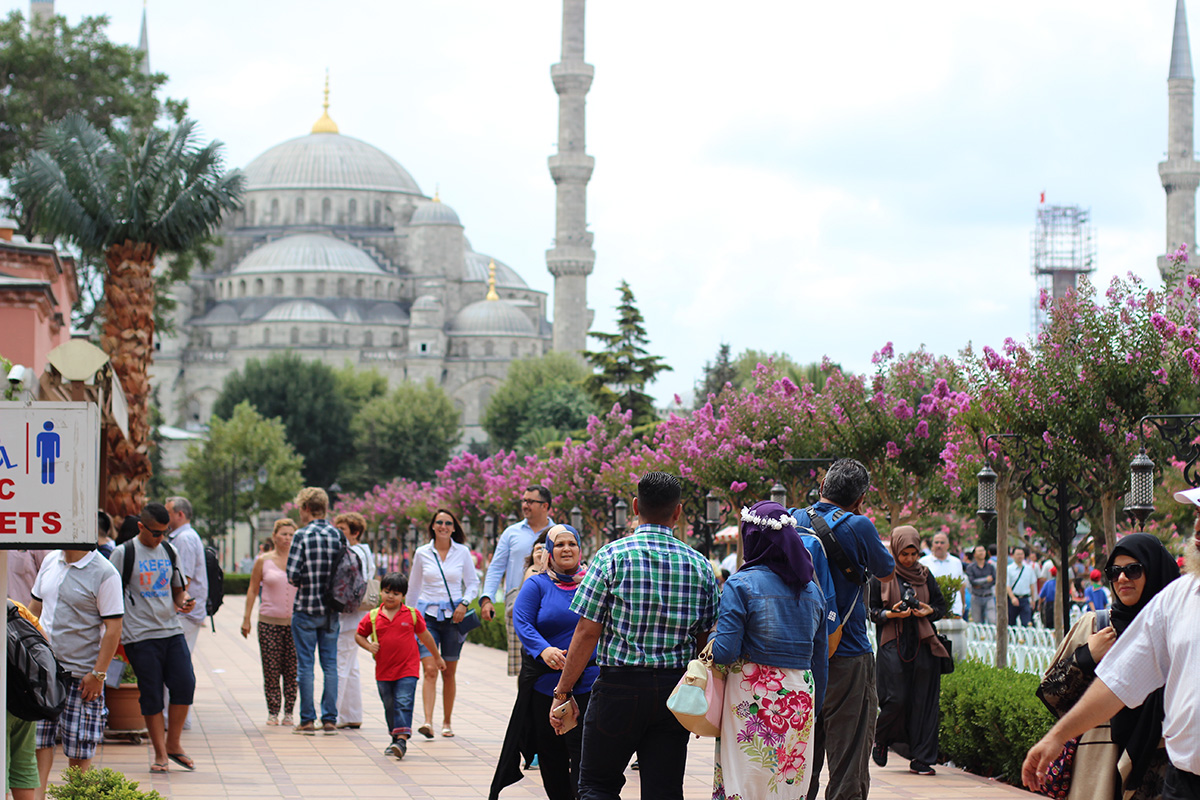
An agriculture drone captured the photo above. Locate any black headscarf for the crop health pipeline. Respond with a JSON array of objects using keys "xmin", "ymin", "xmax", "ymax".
[
  {"xmin": 1106, "ymin": 532, "xmax": 1179, "ymax": 790},
  {"xmin": 739, "ymin": 501, "xmax": 813, "ymax": 589}
]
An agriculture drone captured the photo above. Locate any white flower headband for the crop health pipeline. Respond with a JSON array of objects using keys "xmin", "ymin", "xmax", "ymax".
[{"xmin": 740, "ymin": 506, "xmax": 798, "ymax": 530}]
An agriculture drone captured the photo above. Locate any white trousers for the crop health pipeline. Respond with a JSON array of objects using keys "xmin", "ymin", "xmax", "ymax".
[
  {"xmin": 168, "ymin": 616, "xmax": 205, "ymax": 729},
  {"xmin": 336, "ymin": 612, "xmax": 362, "ymax": 725}
]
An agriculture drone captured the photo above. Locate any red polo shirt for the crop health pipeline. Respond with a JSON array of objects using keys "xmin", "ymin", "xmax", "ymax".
[{"xmin": 357, "ymin": 604, "xmax": 425, "ymax": 681}]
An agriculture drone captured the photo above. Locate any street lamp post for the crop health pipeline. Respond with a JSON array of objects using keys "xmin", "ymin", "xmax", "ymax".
[
  {"xmin": 772, "ymin": 457, "xmax": 838, "ymax": 511},
  {"xmin": 1124, "ymin": 414, "xmax": 1200, "ymax": 528}
]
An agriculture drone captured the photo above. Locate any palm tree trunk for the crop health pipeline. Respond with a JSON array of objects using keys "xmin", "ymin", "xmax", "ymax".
[{"xmin": 100, "ymin": 240, "xmax": 157, "ymax": 518}]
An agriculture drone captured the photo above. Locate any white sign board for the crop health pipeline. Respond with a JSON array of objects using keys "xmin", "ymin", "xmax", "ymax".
[{"xmin": 0, "ymin": 402, "xmax": 99, "ymax": 549}]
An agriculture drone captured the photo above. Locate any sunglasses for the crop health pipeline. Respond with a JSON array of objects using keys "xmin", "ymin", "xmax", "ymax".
[
  {"xmin": 1106, "ymin": 563, "xmax": 1145, "ymax": 582},
  {"xmin": 433, "ymin": 520, "xmax": 455, "ymax": 527}
]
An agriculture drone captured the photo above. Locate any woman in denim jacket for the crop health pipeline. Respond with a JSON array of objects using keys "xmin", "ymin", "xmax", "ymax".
[{"xmin": 710, "ymin": 501, "xmax": 828, "ymax": 800}]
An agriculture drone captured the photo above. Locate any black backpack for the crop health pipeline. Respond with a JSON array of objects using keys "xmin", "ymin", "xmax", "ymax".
[
  {"xmin": 205, "ymin": 544, "xmax": 225, "ymax": 627},
  {"xmin": 118, "ymin": 540, "xmax": 179, "ymax": 607},
  {"xmin": 7, "ymin": 601, "xmax": 70, "ymax": 721},
  {"xmin": 323, "ymin": 544, "xmax": 366, "ymax": 613}
]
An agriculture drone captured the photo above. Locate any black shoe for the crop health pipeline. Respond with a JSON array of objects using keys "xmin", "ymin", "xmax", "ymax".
[
  {"xmin": 872, "ymin": 742, "xmax": 887, "ymax": 767},
  {"xmin": 909, "ymin": 760, "xmax": 936, "ymax": 775}
]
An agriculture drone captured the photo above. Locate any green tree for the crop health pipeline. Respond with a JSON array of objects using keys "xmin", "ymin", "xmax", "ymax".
[
  {"xmin": 732, "ymin": 349, "xmax": 835, "ymax": 393},
  {"xmin": 11, "ymin": 114, "xmax": 243, "ymax": 518},
  {"xmin": 334, "ymin": 363, "xmax": 389, "ymax": 417},
  {"xmin": 346, "ymin": 380, "xmax": 460, "ymax": 488},
  {"xmin": 179, "ymin": 402, "xmax": 304, "ymax": 537},
  {"xmin": 583, "ymin": 281, "xmax": 672, "ymax": 427},
  {"xmin": 211, "ymin": 353, "xmax": 351, "ymax": 489},
  {"xmin": 482, "ymin": 352, "xmax": 593, "ymax": 450},
  {"xmin": 694, "ymin": 343, "xmax": 736, "ymax": 407}
]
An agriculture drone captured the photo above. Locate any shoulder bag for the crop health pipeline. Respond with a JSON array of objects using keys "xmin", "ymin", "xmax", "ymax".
[
  {"xmin": 666, "ymin": 639, "xmax": 724, "ymax": 737},
  {"xmin": 433, "ymin": 549, "xmax": 482, "ymax": 635},
  {"xmin": 355, "ymin": 544, "xmax": 382, "ymax": 612}
]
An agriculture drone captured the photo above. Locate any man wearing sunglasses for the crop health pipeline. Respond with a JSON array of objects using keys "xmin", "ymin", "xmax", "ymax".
[{"xmin": 480, "ymin": 485, "xmax": 554, "ymax": 677}]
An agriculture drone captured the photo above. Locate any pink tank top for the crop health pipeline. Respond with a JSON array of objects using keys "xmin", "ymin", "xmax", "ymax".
[{"xmin": 259, "ymin": 557, "xmax": 297, "ymax": 620}]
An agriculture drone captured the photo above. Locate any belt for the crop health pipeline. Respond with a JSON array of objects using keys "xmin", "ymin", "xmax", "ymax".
[{"xmin": 597, "ymin": 665, "xmax": 684, "ymax": 675}]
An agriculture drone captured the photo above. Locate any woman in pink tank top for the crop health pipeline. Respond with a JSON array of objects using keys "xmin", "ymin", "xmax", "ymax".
[{"xmin": 241, "ymin": 519, "xmax": 299, "ymax": 726}]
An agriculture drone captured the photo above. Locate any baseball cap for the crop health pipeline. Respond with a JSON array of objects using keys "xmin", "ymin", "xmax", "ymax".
[{"xmin": 1174, "ymin": 487, "xmax": 1200, "ymax": 506}]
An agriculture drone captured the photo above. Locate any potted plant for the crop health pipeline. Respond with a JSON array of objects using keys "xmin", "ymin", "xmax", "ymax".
[
  {"xmin": 48, "ymin": 766, "xmax": 162, "ymax": 799},
  {"xmin": 104, "ymin": 660, "xmax": 144, "ymax": 734},
  {"xmin": 934, "ymin": 575, "xmax": 968, "ymax": 662}
]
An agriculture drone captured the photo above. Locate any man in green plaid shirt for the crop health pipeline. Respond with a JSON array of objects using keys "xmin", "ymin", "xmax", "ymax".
[{"xmin": 552, "ymin": 472, "xmax": 718, "ymax": 800}]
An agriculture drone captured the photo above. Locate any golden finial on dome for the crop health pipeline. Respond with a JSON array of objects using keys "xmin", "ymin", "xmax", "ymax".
[
  {"xmin": 486, "ymin": 259, "xmax": 500, "ymax": 301},
  {"xmin": 311, "ymin": 70, "xmax": 339, "ymax": 134},
  {"xmin": 433, "ymin": 185, "xmax": 441, "ymax": 203}
]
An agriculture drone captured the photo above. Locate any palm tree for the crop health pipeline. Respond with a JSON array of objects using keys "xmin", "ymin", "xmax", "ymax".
[{"xmin": 11, "ymin": 113, "xmax": 244, "ymax": 516}]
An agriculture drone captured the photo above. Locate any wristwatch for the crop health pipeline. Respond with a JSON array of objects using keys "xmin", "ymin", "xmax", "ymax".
[
  {"xmin": 553, "ymin": 689, "xmax": 572, "ymax": 700},
  {"xmin": 459, "ymin": 599, "xmax": 470, "ymax": 608},
  {"xmin": 90, "ymin": 670, "xmax": 107, "ymax": 682}
]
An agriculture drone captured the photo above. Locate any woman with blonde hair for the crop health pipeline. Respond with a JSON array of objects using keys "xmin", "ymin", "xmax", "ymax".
[{"xmin": 241, "ymin": 519, "xmax": 299, "ymax": 726}]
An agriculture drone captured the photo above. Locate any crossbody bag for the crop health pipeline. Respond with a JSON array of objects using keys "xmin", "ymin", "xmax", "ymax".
[{"xmin": 432, "ymin": 550, "xmax": 482, "ymax": 636}]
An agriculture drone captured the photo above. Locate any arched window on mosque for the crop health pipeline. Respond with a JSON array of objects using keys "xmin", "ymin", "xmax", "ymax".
[
  {"xmin": 337, "ymin": 278, "xmax": 347, "ymax": 298},
  {"xmin": 229, "ymin": 330, "xmax": 238, "ymax": 347},
  {"xmin": 217, "ymin": 283, "xmax": 224, "ymax": 299},
  {"xmin": 316, "ymin": 278, "xmax": 326, "ymax": 295},
  {"xmin": 364, "ymin": 331, "xmax": 374, "ymax": 347},
  {"xmin": 290, "ymin": 327, "xmax": 299, "ymax": 345},
  {"xmin": 374, "ymin": 200, "xmax": 381, "ymax": 225},
  {"xmin": 295, "ymin": 198, "xmax": 305, "ymax": 223},
  {"xmin": 392, "ymin": 332, "xmax": 401, "ymax": 347},
  {"xmin": 355, "ymin": 279, "xmax": 364, "ymax": 298},
  {"xmin": 238, "ymin": 280, "xmax": 247, "ymax": 297},
  {"xmin": 343, "ymin": 330, "xmax": 350, "ymax": 345},
  {"xmin": 294, "ymin": 277, "xmax": 304, "ymax": 295},
  {"xmin": 484, "ymin": 341, "xmax": 494, "ymax": 357},
  {"xmin": 511, "ymin": 341, "xmax": 518, "ymax": 357},
  {"xmin": 254, "ymin": 278, "xmax": 264, "ymax": 296},
  {"xmin": 270, "ymin": 198, "xmax": 280, "ymax": 223},
  {"xmin": 320, "ymin": 328, "xmax": 329, "ymax": 344},
  {"xmin": 374, "ymin": 280, "xmax": 382, "ymax": 298},
  {"xmin": 263, "ymin": 328, "xmax": 271, "ymax": 345},
  {"xmin": 322, "ymin": 198, "xmax": 332, "ymax": 224},
  {"xmin": 247, "ymin": 200, "xmax": 256, "ymax": 225},
  {"xmin": 348, "ymin": 199, "xmax": 357, "ymax": 223},
  {"xmin": 274, "ymin": 278, "xmax": 284, "ymax": 295}
]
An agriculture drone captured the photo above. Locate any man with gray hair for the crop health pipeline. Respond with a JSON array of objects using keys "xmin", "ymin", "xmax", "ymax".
[
  {"xmin": 795, "ymin": 458, "xmax": 895, "ymax": 800},
  {"xmin": 166, "ymin": 497, "xmax": 207, "ymax": 730}
]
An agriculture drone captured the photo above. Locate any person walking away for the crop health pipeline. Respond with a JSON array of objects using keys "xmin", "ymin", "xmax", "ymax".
[
  {"xmin": 165, "ymin": 497, "xmax": 206, "ymax": 730},
  {"xmin": 479, "ymin": 486, "xmax": 554, "ymax": 676},
  {"xmin": 868, "ymin": 526, "xmax": 948, "ymax": 776},
  {"xmin": 552, "ymin": 472, "xmax": 719, "ymax": 800},
  {"xmin": 918, "ymin": 533, "xmax": 964, "ymax": 618},
  {"xmin": 108, "ymin": 503, "xmax": 198, "ymax": 773},
  {"xmin": 711, "ymin": 501, "xmax": 828, "ymax": 799},
  {"xmin": 1085, "ymin": 569, "xmax": 1109, "ymax": 612},
  {"xmin": 333, "ymin": 512, "xmax": 375, "ymax": 729},
  {"xmin": 964, "ymin": 545, "xmax": 996, "ymax": 624},
  {"xmin": 355, "ymin": 572, "xmax": 444, "ymax": 759},
  {"xmin": 1037, "ymin": 567, "xmax": 1059, "ymax": 630},
  {"xmin": 286, "ymin": 487, "xmax": 345, "ymax": 736},
  {"xmin": 29, "ymin": 544, "xmax": 123, "ymax": 798},
  {"xmin": 407, "ymin": 509, "xmax": 479, "ymax": 739},
  {"xmin": 241, "ymin": 519, "xmax": 299, "ymax": 726},
  {"xmin": 1007, "ymin": 546, "xmax": 1037, "ymax": 627},
  {"xmin": 1034, "ymin": 533, "xmax": 1178, "ymax": 800},
  {"xmin": 8, "ymin": 601, "xmax": 48, "ymax": 800},
  {"xmin": 795, "ymin": 459, "xmax": 895, "ymax": 800}
]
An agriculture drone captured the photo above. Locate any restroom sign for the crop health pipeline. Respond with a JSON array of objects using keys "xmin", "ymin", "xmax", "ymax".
[{"xmin": 0, "ymin": 402, "xmax": 99, "ymax": 548}]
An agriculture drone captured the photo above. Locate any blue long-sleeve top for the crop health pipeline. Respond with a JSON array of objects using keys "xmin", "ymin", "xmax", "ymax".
[
  {"xmin": 710, "ymin": 565, "xmax": 828, "ymax": 716},
  {"xmin": 512, "ymin": 572, "xmax": 600, "ymax": 696}
]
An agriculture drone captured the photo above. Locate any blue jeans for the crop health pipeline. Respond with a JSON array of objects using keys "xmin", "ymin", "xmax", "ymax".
[
  {"xmin": 1008, "ymin": 595, "xmax": 1033, "ymax": 627},
  {"xmin": 376, "ymin": 676, "xmax": 417, "ymax": 740},
  {"xmin": 291, "ymin": 610, "xmax": 339, "ymax": 725}
]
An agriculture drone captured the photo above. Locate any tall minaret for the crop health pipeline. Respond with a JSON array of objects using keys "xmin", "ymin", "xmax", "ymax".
[
  {"xmin": 1160, "ymin": 0, "xmax": 1200, "ymax": 279},
  {"xmin": 29, "ymin": 1, "xmax": 53, "ymax": 23},
  {"xmin": 137, "ymin": 2, "xmax": 150, "ymax": 76},
  {"xmin": 546, "ymin": 0, "xmax": 595, "ymax": 355}
]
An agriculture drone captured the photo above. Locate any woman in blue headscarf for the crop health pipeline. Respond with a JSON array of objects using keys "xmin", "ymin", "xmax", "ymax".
[
  {"xmin": 710, "ymin": 500, "xmax": 828, "ymax": 800},
  {"xmin": 491, "ymin": 524, "xmax": 598, "ymax": 800}
]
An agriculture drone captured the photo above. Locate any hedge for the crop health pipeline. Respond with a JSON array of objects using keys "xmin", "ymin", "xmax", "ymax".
[
  {"xmin": 939, "ymin": 658, "xmax": 1053, "ymax": 785},
  {"xmin": 465, "ymin": 602, "xmax": 507, "ymax": 650},
  {"xmin": 224, "ymin": 573, "xmax": 252, "ymax": 596}
]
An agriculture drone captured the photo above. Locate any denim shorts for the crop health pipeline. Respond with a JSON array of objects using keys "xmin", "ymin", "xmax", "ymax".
[{"xmin": 418, "ymin": 615, "xmax": 465, "ymax": 662}]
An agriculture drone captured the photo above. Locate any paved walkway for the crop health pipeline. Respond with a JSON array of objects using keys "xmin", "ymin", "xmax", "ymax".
[{"xmin": 75, "ymin": 596, "xmax": 1031, "ymax": 799}]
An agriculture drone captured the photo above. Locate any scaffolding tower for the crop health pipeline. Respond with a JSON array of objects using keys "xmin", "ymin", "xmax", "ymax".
[{"xmin": 1031, "ymin": 204, "xmax": 1095, "ymax": 331}]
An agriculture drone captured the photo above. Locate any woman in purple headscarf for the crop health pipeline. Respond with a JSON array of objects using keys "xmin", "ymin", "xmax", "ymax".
[{"xmin": 710, "ymin": 500, "xmax": 828, "ymax": 800}]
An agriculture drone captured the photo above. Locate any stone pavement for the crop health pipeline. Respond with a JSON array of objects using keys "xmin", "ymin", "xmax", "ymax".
[{"xmin": 72, "ymin": 596, "xmax": 1032, "ymax": 799}]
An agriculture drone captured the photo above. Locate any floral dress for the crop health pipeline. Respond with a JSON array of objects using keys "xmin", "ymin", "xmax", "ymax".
[{"xmin": 713, "ymin": 661, "xmax": 817, "ymax": 800}]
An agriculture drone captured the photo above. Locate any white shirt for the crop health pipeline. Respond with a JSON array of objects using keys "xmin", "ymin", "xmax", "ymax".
[
  {"xmin": 920, "ymin": 552, "xmax": 965, "ymax": 616},
  {"xmin": 1041, "ymin": 559, "xmax": 1056, "ymax": 581},
  {"xmin": 1007, "ymin": 561, "xmax": 1038, "ymax": 597},
  {"xmin": 168, "ymin": 523, "xmax": 207, "ymax": 623},
  {"xmin": 408, "ymin": 541, "xmax": 480, "ymax": 616},
  {"xmin": 1097, "ymin": 575, "xmax": 1200, "ymax": 774},
  {"xmin": 720, "ymin": 552, "xmax": 738, "ymax": 575}
]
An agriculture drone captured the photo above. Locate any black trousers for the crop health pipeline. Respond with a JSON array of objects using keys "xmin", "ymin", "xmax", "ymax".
[
  {"xmin": 529, "ymin": 690, "xmax": 590, "ymax": 800},
  {"xmin": 577, "ymin": 668, "xmax": 688, "ymax": 800},
  {"xmin": 1164, "ymin": 763, "xmax": 1200, "ymax": 800},
  {"xmin": 874, "ymin": 639, "xmax": 940, "ymax": 766}
]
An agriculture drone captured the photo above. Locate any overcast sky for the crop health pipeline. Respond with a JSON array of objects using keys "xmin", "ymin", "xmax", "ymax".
[{"xmin": 10, "ymin": 1, "xmax": 1188, "ymax": 403}]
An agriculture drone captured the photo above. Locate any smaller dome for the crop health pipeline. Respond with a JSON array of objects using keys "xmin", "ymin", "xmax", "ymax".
[
  {"xmin": 366, "ymin": 302, "xmax": 409, "ymax": 323},
  {"xmin": 412, "ymin": 294, "xmax": 442, "ymax": 310},
  {"xmin": 410, "ymin": 201, "xmax": 461, "ymax": 226},
  {"xmin": 261, "ymin": 300, "xmax": 339, "ymax": 323},
  {"xmin": 194, "ymin": 303, "xmax": 240, "ymax": 326},
  {"xmin": 449, "ymin": 299, "xmax": 536, "ymax": 336},
  {"xmin": 233, "ymin": 234, "xmax": 385, "ymax": 276}
]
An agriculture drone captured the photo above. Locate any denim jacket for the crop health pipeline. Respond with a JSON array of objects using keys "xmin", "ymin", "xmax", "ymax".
[{"xmin": 710, "ymin": 565, "xmax": 828, "ymax": 714}]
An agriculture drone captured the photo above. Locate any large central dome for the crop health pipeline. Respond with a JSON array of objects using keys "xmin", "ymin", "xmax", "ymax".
[{"xmin": 243, "ymin": 132, "xmax": 423, "ymax": 194}]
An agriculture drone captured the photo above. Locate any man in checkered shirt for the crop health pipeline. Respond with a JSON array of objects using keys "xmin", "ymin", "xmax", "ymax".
[
  {"xmin": 552, "ymin": 472, "xmax": 718, "ymax": 800},
  {"xmin": 286, "ymin": 487, "xmax": 347, "ymax": 736}
]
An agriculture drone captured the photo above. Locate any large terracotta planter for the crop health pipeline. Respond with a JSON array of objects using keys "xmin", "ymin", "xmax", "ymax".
[{"xmin": 104, "ymin": 684, "xmax": 144, "ymax": 732}]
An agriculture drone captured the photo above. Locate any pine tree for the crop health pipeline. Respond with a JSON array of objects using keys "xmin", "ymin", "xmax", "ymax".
[
  {"xmin": 583, "ymin": 281, "xmax": 672, "ymax": 427},
  {"xmin": 694, "ymin": 342, "xmax": 736, "ymax": 407}
]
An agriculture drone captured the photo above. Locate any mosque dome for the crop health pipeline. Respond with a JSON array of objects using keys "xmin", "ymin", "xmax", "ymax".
[
  {"xmin": 366, "ymin": 302, "xmax": 409, "ymax": 323},
  {"xmin": 449, "ymin": 299, "xmax": 536, "ymax": 336},
  {"xmin": 260, "ymin": 300, "xmax": 340, "ymax": 323},
  {"xmin": 232, "ymin": 234, "xmax": 385, "ymax": 275},
  {"xmin": 194, "ymin": 303, "xmax": 240, "ymax": 326},
  {"xmin": 464, "ymin": 251, "xmax": 527, "ymax": 288},
  {"xmin": 242, "ymin": 133, "xmax": 422, "ymax": 195},
  {"xmin": 411, "ymin": 200, "xmax": 461, "ymax": 226}
]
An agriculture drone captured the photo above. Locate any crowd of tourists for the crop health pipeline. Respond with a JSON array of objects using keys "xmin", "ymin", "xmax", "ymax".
[{"xmin": 7, "ymin": 460, "xmax": 1200, "ymax": 800}]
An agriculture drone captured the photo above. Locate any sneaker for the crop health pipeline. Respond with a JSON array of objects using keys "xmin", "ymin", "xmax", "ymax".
[
  {"xmin": 292, "ymin": 721, "xmax": 316, "ymax": 735},
  {"xmin": 281, "ymin": 714, "xmax": 294, "ymax": 727},
  {"xmin": 266, "ymin": 716, "xmax": 279, "ymax": 726},
  {"xmin": 322, "ymin": 722, "xmax": 338, "ymax": 735},
  {"xmin": 336, "ymin": 722, "xmax": 361, "ymax": 729},
  {"xmin": 872, "ymin": 742, "xmax": 887, "ymax": 767},
  {"xmin": 909, "ymin": 760, "xmax": 936, "ymax": 776},
  {"xmin": 386, "ymin": 741, "xmax": 407, "ymax": 759}
]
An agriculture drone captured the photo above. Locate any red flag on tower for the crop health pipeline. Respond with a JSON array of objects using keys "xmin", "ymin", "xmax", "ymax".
[{"xmin": 1039, "ymin": 191, "xmax": 1046, "ymax": 204}]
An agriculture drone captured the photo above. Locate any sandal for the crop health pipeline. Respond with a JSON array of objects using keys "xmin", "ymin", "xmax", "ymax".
[
  {"xmin": 441, "ymin": 726, "xmax": 455, "ymax": 738},
  {"xmin": 167, "ymin": 753, "xmax": 196, "ymax": 771},
  {"xmin": 417, "ymin": 724, "xmax": 434, "ymax": 739},
  {"xmin": 151, "ymin": 762, "xmax": 169, "ymax": 774}
]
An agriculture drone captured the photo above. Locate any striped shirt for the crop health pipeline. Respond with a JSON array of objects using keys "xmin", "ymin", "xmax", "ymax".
[
  {"xmin": 286, "ymin": 518, "xmax": 346, "ymax": 615},
  {"xmin": 570, "ymin": 524, "xmax": 718, "ymax": 669}
]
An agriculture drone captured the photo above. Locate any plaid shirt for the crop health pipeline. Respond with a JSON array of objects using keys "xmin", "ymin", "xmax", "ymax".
[
  {"xmin": 286, "ymin": 518, "xmax": 346, "ymax": 615},
  {"xmin": 570, "ymin": 524, "xmax": 718, "ymax": 669}
]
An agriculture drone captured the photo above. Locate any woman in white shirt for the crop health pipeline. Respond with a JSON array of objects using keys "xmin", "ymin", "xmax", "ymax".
[
  {"xmin": 408, "ymin": 508, "xmax": 479, "ymax": 739},
  {"xmin": 333, "ymin": 512, "xmax": 376, "ymax": 729}
]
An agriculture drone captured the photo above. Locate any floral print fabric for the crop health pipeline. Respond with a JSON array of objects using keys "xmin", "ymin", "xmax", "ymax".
[{"xmin": 713, "ymin": 662, "xmax": 815, "ymax": 800}]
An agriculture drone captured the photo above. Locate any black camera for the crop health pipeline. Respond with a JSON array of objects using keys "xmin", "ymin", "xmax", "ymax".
[{"xmin": 898, "ymin": 584, "xmax": 919, "ymax": 611}]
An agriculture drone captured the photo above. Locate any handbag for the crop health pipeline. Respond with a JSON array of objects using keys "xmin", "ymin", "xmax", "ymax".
[
  {"xmin": 936, "ymin": 632, "xmax": 955, "ymax": 675},
  {"xmin": 1039, "ymin": 736, "xmax": 1079, "ymax": 799},
  {"xmin": 432, "ymin": 548, "xmax": 480, "ymax": 635},
  {"xmin": 666, "ymin": 640, "xmax": 724, "ymax": 737},
  {"xmin": 357, "ymin": 579, "xmax": 382, "ymax": 613}
]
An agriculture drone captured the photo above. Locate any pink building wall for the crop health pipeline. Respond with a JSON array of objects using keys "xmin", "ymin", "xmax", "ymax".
[{"xmin": 0, "ymin": 225, "xmax": 78, "ymax": 377}]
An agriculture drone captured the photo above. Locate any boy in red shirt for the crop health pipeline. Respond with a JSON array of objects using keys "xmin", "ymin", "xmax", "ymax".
[{"xmin": 356, "ymin": 573, "xmax": 444, "ymax": 759}]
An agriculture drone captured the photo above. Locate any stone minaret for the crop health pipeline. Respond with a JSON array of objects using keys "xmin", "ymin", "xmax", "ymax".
[
  {"xmin": 1160, "ymin": 0, "xmax": 1200, "ymax": 279},
  {"xmin": 29, "ymin": 1, "xmax": 53, "ymax": 23},
  {"xmin": 546, "ymin": 0, "xmax": 595, "ymax": 355},
  {"xmin": 137, "ymin": 2, "xmax": 150, "ymax": 76}
]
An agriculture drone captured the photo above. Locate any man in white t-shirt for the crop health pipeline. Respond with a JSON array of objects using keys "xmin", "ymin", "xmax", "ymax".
[
  {"xmin": 1006, "ymin": 546, "xmax": 1037, "ymax": 627},
  {"xmin": 919, "ymin": 532, "xmax": 965, "ymax": 617}
]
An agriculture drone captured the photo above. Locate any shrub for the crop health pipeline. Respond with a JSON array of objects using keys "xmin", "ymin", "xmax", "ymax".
[
  {"xmin": 939, "ymin": 659, "xmax": 1052, "ymax": 785},
  {"xmin": 935, "ymin": 575, "xmax": 965, "ymax": 619},
  {"xmin": 465, "ymin": 602, "xmax": 507, "ymax": 651},
  {"xmin": 48, "ymin": 767, "xmax": 163, "ymax": 800},
  {"xmin": 223, "ymin": 573, "xmax": 251, "ymax": 595}
]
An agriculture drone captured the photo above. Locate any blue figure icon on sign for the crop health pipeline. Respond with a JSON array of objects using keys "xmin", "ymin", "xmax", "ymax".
[
  {"xmin": 36, "ymin": 421, "xmax": 60, "ymax": 485},
  {"xmin": 0, "ymin": 442, "xmax": 16, "ymax": 470}
]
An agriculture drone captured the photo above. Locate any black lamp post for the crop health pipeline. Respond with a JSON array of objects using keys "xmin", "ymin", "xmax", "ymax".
[
  {"xmin": 976, "ymin": 464, "xmax": 998, "ymax": 521},
  {"xmin": 484, "ymin": 513, "xmax": 496, "ymax": 553},
  {"xmin": 569, "ymin": 505, "xmax": 583, "ymax": 532},
  {"xmin": 769, "ymin": 481, "xmax": 787, "ymax": 507},
  {"xmin": 611, "ymin": 498, "xmax": 628, "ymax": 541},
  {"xmin": 1124, "ymin": 414, "xmax": 1200, "ymax": 529}
]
